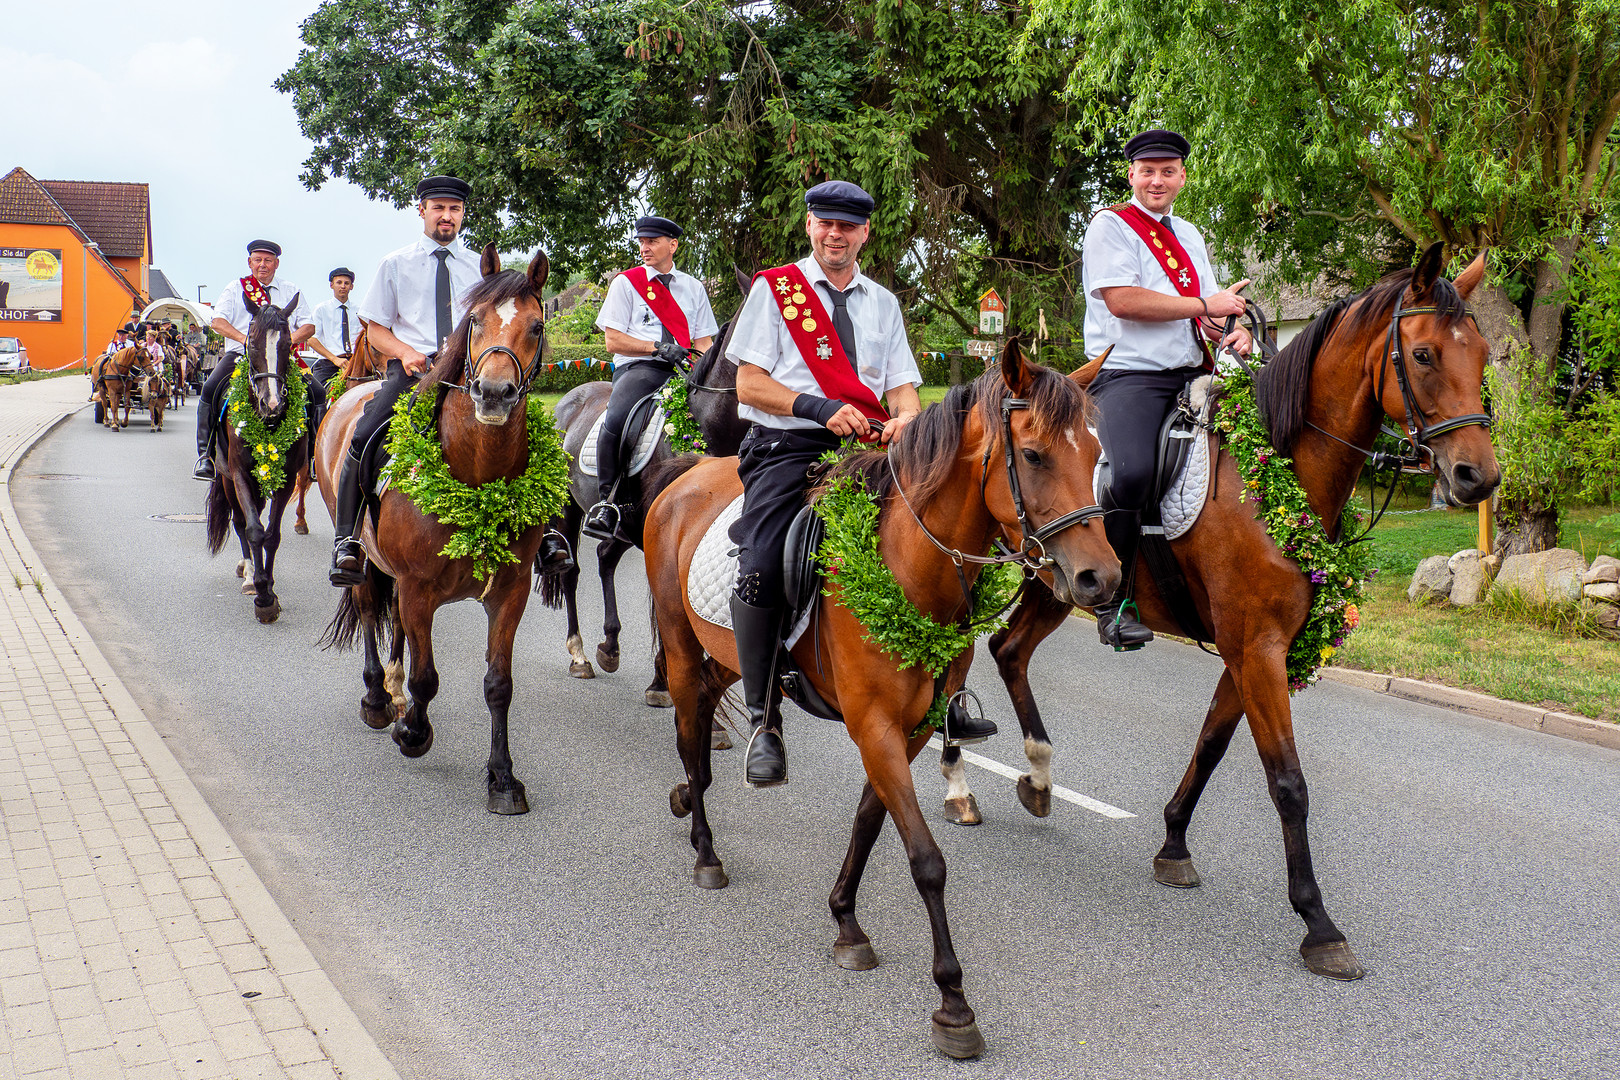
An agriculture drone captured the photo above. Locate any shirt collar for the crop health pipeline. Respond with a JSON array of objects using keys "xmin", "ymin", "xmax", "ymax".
[
  {"xmin": 416, "ymin": 233, "xmax": 467, "ymax": 257},
  {"xmin": 1130, "ymin": 196, "xmax": 1174, "ymax": 224},
  {"xmin": 801, "ymin": 254, "xmax": 868, "ymax": 294}
]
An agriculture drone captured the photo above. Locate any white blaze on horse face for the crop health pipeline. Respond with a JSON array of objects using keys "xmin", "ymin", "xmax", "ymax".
[
  {"xmin": 260, "ymin": 331, "xmax": 283, "ymax": 409},
  {"xmin": 1064, "ymin": 426, "xmax": 1079, "ymax": 451},
  {"xmin": 493, "ymin": 299, "xmax": 519, "ymax": 331}
]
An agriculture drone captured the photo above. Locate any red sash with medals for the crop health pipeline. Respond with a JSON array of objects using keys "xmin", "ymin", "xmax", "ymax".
[
  {"xmin": 621, "ymin": 265, "xmax": 691, "ymax": 350},
  {"xmin": 1108, "ymin": 203, "xmax": 1213, "ymax": 368},
  {"xmin": 758, "ymin": 264, "xmax": 888, "ymax": 427},
  {"xmin": 239, "ymin": 275, "xmax": 271, "ymax": 311}
]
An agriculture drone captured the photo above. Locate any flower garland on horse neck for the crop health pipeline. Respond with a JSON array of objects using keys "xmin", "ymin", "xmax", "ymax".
[
  {"xmin": 226, "ymin": 359, "xmax": 308, "ymax": 500},
  {"xmin": 813, "ymin": 469, "xmax": 1024, "ymax": 733},
  {"xmin": 656, "ymin": 364, "xmax": 707, "ymax": 454},
  {"xmin": 383, "ymin": 391, "xmax": 572, "ymax": 584},
  {"xmin": 1213, "ymin": 369, "xmax": 1372, "ymax": 692}
]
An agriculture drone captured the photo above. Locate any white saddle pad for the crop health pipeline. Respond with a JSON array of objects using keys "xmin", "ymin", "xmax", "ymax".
[
  {"xmin": 686, "ymin": 494, "xmax": 812, "ymax": 648},
  {"xmin": 579, "ymin": 405, "xmax": 665, "ymax": 479},
  {"xmin": 1094, "ymin": 425, "xmax": 1212, "ymax": 541}
]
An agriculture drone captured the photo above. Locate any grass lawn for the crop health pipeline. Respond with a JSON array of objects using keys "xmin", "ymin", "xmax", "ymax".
[
  {"xmin": 0, "ymin": 366, "xmax": 86, "ymax": 386},
  {"xmin": 1336, "ymin": 492, "xmax": 1620, "ymax": 723}
]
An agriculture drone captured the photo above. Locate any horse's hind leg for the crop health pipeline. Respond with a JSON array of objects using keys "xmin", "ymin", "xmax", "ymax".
[
  {"xmin": 828, "ymin": 782, "xmax": 887, "ymax": 969},
  {"xmin": 393, "ymin": 589, "xmax": 438, "ymax": 758},
  {"xmin": 294, "ymin": 466, "xmax": 310, "ymax": 535},
  {"xmin": 594, "ymin": 536, "xmax": 630, "ymax": 672},
  {"xmin": 1155, "ymin": 667, "xmax": 1244, "ymax": 889},
  {"xmin": 560, "ymin": 506, "xmax": 593, "ymax": 678},
  {"xmin": 663, "ymin": 618, "xmax": 729, "ymax": 887},
  {"xmin": 358, "ymin": 588, "xmax": 394, "ymax": 730}
]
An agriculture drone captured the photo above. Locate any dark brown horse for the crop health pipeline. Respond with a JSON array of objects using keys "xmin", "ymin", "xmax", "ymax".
[
  {"xmin": 314, "ymin": 246, "xmax": 554, "ymax": 815},
  {"xmin": 144, "ymin": 366, "xmax": 170, "ymax": 431},
  {"xmin": 940, "ymin": 245, "xmax": 1499, "ymax": 981},
  {"xmin": 204, "ymin": 293, "xmax": 311, "ymax": 624},
  {"xmin": 644, "ymin": 342, "xmax": 1119, "ymax": 1059}
]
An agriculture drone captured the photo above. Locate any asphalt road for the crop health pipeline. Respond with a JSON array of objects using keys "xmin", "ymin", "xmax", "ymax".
[{"xmin": 14, "ymin": 401, "xmax": 1620, "ymax": 1080}]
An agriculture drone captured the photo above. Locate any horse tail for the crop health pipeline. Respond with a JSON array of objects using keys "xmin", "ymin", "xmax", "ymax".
[
  {"xmin": 205, "ymin": 479, "xmax": 230, "ymax": 555},
  {"xmin": 639, "ymin": 453, "xmax": 706, "ymax": 513},
  {"xmin": 319, "ymin": 567, "xmax": 394, "ymax": 652},
  {"xmin": 319, "ymin": 586, "xmax": 362, "ymax": 651}
]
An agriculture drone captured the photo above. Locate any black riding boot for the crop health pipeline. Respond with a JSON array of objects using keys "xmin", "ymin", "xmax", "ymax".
[
  {"xmin": 1096, "ymin": 510, "xmax": 1154, "ymax": 649},
  {"xmin": 193, "ymin": 391, "xmax": 217, "ymax": 480},
  {"xmin": 731, "ymin": 592, "xmax": 787, "ymax": 787},
  {"xmin": 583, "ymin": 441, "xmax": 623, "ymax": 541},
  {"xmin": 329, "ymin": 450, "xmax": 367, "ymax": 587}
]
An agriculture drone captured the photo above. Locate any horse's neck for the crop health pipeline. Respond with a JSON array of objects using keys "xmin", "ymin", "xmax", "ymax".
[
  {"xmin": 687, "ymin": 348, "xmax": 747, "ymax": 455},
  {"xmin": 879, "ymin": 458, "xmax": 997, "ymax": 624},
  {"xmin": 439, "ymin": 394, "xmax": 529, "ymax": 486},
  {"xmin": 1292, "ymin": 335, "xmax": 1387, "ymax": 536}
]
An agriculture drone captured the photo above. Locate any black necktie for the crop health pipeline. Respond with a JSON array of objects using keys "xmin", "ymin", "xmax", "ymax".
[
  {"xmin": 432, "ymin": 248, "xmax": 452, "ymax": 352},
  {"xmin": 655, "ymin": 273, "xmax": 675, "ymax": 346},
  {"xmin": 817, "ymin": 282, "xmax": 858, "ymax": 371},
  {"xmin": 339, "ymin": 304, "xmax": 350, "ymax": 352}
]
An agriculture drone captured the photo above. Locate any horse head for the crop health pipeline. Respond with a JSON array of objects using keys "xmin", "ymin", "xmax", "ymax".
[
  {"xmin": 452, "ymin": 243, "xmax": 549, "ymax": 426},
  {"xmin": 243, "ymin": 291, "xmax": 299, "ymax": 419},
  {"xmin": 982, "ymin": 340, "xmax": 1120, "ymax": 609},
  {"xmin": 1378, "ymin": 244, "xmax": 1500, "ymax": 507}
]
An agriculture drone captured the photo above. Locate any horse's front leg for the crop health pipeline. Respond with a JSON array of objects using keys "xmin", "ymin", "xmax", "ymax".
[
  {"xmin": 560, "ymin": 505, "xmax": 593, "ymax": 678},
  {"xmin": 482, "ymin": 566, "xmax": 532, "ymax": 815},
  {"xmin": 594, "ymin": 536, "xmax": 630, "ymax": 672},
  {"xmin": 293, "ymin": 465, "xmax": 310, "ymax": 535},
  {"xmin": 828, "ymin": 781, "xmax": 887, "ymax": 970},
  {"xmin": 1155, "ymin": 666, "xmax": 1244, "ymax": 888},
  {"xmin": 251, "ymin": 486, "xmax": 291, "ymax": 623},
  {"xmin": 393, "ymin": 587, "xmax": 438, "ymax": 759},
  {"xmin": 989, "ymin": 581, "xmax": 1072, "ymax": 818}
]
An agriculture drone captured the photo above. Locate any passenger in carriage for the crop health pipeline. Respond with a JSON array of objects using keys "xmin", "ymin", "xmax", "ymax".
[
  {"xmin": 105, "ymin": 328, "xmax": 133, "ymax": 355},
  {"xmin": 1080, "ymin": 128, "xmax": 1253, "ymax": 648}
]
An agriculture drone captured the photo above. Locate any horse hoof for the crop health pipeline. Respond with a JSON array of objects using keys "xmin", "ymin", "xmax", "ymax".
[
  {"xmin": 488, "ymin": 786, "xmax": 530, "ymax": 816},
  {"xmin": 569, "ymin": 660, "xmax": 595, "ymax": 679},
  {"xmin": 693, "ymin": 863, "xmax": 728, "ymax": 889},
  {"xmin": 669, "ymin": 783, "xmax": 691, "ymax": 818},
  {"xmin": 1301, "ymin": 940, "xmax": 1366, "ymax": 981},
  {"xmin": 393, "ymin": 724, "xmax": 434, "ymax": 759},
  {"xmin": 1016, "ymin": 774, "xmax": 1052, "ymax": 818},
  {"xmin": 595, "ymin": 645, "xmax": 619, "ymax": 673},
  {"xmin": 710, "ymin": 724, "xmax": 732, "ymax": 751},
  {"xmin": 931, "ymin": 1020, "xmax": 984, "ymax": 1060},
  {"xmin": 294, "ymin": 522, "xmax": 309, "ymax": 535},
  {"xmin": 360, "ymin": 701, "xmax": 394, "ymax": 730},
  {"xmin": 645, "ymin": 690, "xmax": 674, "ymax": 708},
  {"xmin": 1154, "ymin": 856, "xmax": 1202, "ymax": 888},
  {"xmin": 943, "ymin": 795, "xmax": 981, "ymax": 826},
  {"xmin": 241, "ymin": 580, "xmax": 256, "ymax": 595},
  {"xmin": 833, "ymin": 942, "xmax": 878, "ymax": 971},
  {"xmin": 254, "ymin": 601, "xmax": 280, "ymax": 624}
]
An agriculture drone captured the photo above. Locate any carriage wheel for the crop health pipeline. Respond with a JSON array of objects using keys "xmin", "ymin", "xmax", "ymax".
[{"xmin": 93, "ymin": 400, "xmax": 105, "ymax": 425}]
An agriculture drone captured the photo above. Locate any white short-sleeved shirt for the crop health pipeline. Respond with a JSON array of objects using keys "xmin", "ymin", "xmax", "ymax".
[
  {"xmin": 726, "ymin": 256, "xmax": 921, "ymax": 431},
  {"xmin": 594, "ymin": 266, "xmax": 720, "ymax": 367},
  {"xmin": 311, "ymin": 297, "xmax": 358, "ymax": 355},
  {"xmin": 211, "ymin": 276, "xmax": 311, "ymax": 359},
  {"xmin": 358, "ymin": 234, "xmax": 483, "ymax": 357},
  {"xmin": 1082, "ymin": 197, "xmax": 1218, "ymax": 372}
]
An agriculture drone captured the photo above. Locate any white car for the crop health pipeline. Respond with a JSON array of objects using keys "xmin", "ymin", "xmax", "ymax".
[{"xmin": 0, "ymin": 337, "xmax": 30, "ymax": 374}]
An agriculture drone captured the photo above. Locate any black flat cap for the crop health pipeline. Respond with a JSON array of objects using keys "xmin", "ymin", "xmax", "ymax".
[
  {"xmin": 805, "ymin": 180, "xmax": 874, "ymax": 224},
  {"xmin": 633, "ymin": 215, "xmax": 683, "ymax": 239},
  {"xmin": 1125, "ymin": 129, "xmax": 1191, "ymax": 161},
  {"xmin": 246, "ymin": 239, "xmax": 281, "ymax": 256},
  {"xmin": 329, "ymin": 267, "xmax": 355, "ymax": 281},
  {"xmin": 415, "ymin": 174, "xmax": 470, "ymax": 202}
]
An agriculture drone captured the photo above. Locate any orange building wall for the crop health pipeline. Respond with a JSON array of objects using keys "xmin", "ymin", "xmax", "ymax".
[
  {"xmin": 108, "ymin": 254, "xmax": 148, "ymax": 301},
  {"xmin": 0, "ymin": 223, "xmax": 137, "ymax": 370}
]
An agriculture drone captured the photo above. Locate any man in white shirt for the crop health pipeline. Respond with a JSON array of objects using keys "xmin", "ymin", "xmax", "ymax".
[
  {"xmin": 308, "ymin": 267, "xmax": 358, "ymax": 384},
  {"xmin": 330, "ymin": 174, "xmax": 483, "ymax": 586},
  {"xmin": 722, "ymin": 180, "xmax": 926, "ymax": 786},
  {"xmin": 1081, "ymin": 129, "xmax": 1252, "ymax": 647},
  {"xmin": 582, "ymin": 215, "xmax": 720, "ymax": 540},
  {"xmin": 193, "ymin": 240, "xmax": 316, "ymax": 480}
]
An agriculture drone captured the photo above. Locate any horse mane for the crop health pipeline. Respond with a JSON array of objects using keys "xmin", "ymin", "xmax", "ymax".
[
  {"xmin": 1252, "ymin": 268, "xmax": 1468, "ymax": 455},
  {"xmin": 686, "ymin": 318, "xmax": 735, "ymax": 388},
  {"xmin": 417, "ymin": 269, "xmax": 546, "ymax": 395},
  {"xmin": 819, "ymin": 361, "xmax": 1092, "ymax": 517}
]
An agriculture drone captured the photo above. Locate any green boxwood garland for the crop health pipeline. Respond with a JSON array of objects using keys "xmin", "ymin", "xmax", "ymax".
[
  {"xmin": 227, "ymin": 360, "xmax": 308, "ymax": 499},
  {"xmin": 1214, "ymin": 371, "xmax": 1372, "ymax": 692},
  {"xmin": 656, "ymin": 367, "xmax": 707, "ymax": 454},
  {"xmin": 383, "ymin": 392, "xmax": 572, "ymax": 582},
  {"xmin": 813, "ymin": 471, "xmax": 1024, "ymax": 733}
]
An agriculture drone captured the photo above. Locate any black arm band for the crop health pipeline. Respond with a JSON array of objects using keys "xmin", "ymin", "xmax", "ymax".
[{"xmin": 792, "ymin": 393, "xmax": 844, "ymax": 427}]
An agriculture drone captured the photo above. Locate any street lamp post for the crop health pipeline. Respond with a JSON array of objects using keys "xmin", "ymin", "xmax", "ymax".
[
  {"xmin": 81, "ymin": 241, "xmax": 99, "ymax": 365},
  {"xmin": 197, "ymin": 285, "xmax": 204, "ymax": 302}
]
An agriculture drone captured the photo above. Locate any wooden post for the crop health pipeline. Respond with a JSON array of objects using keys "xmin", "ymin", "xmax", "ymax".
[
  {"xmin": 949, "ymin": 353, "xmax": 962, "ymax": 385},
  {"xmin": 1478, "ymin": 499, "xmax": 1493, "ymax": 553}
]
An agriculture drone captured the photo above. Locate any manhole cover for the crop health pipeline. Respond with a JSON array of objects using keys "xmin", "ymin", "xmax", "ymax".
[
  {"xmin": 149, "ymin": 513, "xmax": 207, "ymax": 523},
  {"xmin": 31, "ymin": 473, "xmax": 86, "ymax": 481}
]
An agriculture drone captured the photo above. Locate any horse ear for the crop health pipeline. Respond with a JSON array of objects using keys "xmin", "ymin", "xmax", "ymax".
[
  {"xmin": 243, "ymin": 294, "xmax": 262, "ymax": 318},
  {"xmin": 1453, "ymin": 248, "xmax": 1488, "ymax": 300},
  {"xmin": 280, "ymin": 293, "xmax": 300, "ymax": 321},
  {"xmin": 999, "ymin": 337, "xmax": 1035, "ymax": 395},
  {"xmin": 480, "ymin": 242, "xmax": 501, "ymax": 278},
  {"xmin": 527, "ymin": 249, "xmax": 550, "ymax": 294},
  {"xmin": 1410, "ymin": 242, "xmax": 1445, "ymax": 300},
  {"xmin": 733, "ymin": 263, "xmax": 754, "ymax": 298},
  {"xmin": 1069, "ymin": 345, "xmax": 1112, "ymax": 389}
]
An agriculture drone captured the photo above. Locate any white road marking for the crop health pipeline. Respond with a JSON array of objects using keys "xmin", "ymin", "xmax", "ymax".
[{"xmin": 927, "ymin": 735, "xmax": 1136, "ymax": 819}]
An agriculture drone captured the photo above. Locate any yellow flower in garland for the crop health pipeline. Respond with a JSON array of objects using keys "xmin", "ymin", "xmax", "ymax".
[{"xmin": 226, "ymin": 359, "xmax": 308, "ymax": 499}]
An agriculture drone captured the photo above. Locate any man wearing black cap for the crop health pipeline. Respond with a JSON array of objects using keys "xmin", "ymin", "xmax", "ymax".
[
  {"xmin": 1082, "ymin": 128, "xmax": 1253, "ymax": 648},
  {"xmin": 309, "ymin": 267, "xmax": 358, "ymax": 385},
  {"xmin": 193, "ymin": 240, "xmax": 316, "ymax": 480},
  {"xmin": 329, "ymin": 174, "xmax": 482, "ymax": 586},
  {"xmin": 581, "ymin": 215, "xmax": 720, "ymax": 540},
  {"xmin": 720, "ymin": 179, "xmax": 956, "ymax": 787}
]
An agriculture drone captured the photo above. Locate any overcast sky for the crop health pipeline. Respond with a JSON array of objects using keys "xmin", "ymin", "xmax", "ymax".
[{"xmin": 6, "ymin": 1, "xmax": 437, "ymax": 313}]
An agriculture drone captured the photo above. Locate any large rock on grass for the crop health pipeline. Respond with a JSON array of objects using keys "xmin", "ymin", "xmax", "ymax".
[
  {"xmin": 1448, "ymin": 548, "xmax": 1490, "ymax": 607},
  {"xmin": 1408, "ymin": 554, "xmax": 1454, "ymax": 604},
  {"xmin": 1585, "ymin": 582, "xmax": 1620, "ymax": 604},
  {"xmin": 1584, "ymin": 555, "xmax": 1620, "ymax": 585},
  {"xmin": 1491, "ymin": 548, "xmax": 1587, "ymax": 604}
]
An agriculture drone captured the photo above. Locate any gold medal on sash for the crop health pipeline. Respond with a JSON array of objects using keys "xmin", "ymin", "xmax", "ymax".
[
  {"xmin": 1166, "ymin": 257, "xmax": 1179, "ymax": 270},
  {"xmin": 646, "ymin": 288, "xmax": 658, "ymax": 300},
  {"xmin": 775, "ymin": 277, "xmax": 791, "ymax": 295},
  {"xmin": 783, "ymin": 305, "xmax": 798, "ymax": 321},
  {"xmin": 791, "ymin": 291, "xmax": 807, "ymax": 305},
  {"xmin": 802, "ymin": 317, "xmax": 817, "ymax": 333}
]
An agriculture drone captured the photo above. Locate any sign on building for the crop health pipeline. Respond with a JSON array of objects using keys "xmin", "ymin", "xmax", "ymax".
[
  {"xmin": 977, "ymin": 288, "xmax": 1005, "ymax": 335},
  {"xmin": 0, "ymin": 248, "xmax": 64, "ymax": 322}
]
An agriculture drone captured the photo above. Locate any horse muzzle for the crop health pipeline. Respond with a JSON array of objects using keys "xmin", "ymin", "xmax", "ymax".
[
  {"xmin": 469, "ymin": 376, "xmax": 521, "ymax": 425},
  {"xmin": 1048, "ymin": 551, "xmax": 1119, "ymax": 610}
]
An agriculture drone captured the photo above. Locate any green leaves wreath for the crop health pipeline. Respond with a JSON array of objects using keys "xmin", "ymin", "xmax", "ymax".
[
  {"xmin": 226, "ymin": 360, "xmax": 308, "ymax": 500},
  {"xmin": 656, "ymin": 366, "xmax": 707, "ymax": 453}
]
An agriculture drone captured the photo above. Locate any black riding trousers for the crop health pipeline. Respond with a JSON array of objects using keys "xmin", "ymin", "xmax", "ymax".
[
  {"xmin": 1088, "ymin": 366, "xmax": 1203, "ymax": 512},
  {"xmin": 728, "ymin": 424, "xmax": 840, "ymax": 605},
  {"xmin": 597, "ymin": 359, "xmax": 676, "ymax": 497}
]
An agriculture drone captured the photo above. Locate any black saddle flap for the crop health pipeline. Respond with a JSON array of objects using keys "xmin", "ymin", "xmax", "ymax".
[
  {"xmin": 618, "ymin": 391, "xmax": 664, "ymax": 475},
  {"xmin": 782, "ymin": 502, "xmax": 825, "ymax": 622},
  {"xmin": 1094, "ymin": 392, "xmax": 1200, "ymax": 515}
]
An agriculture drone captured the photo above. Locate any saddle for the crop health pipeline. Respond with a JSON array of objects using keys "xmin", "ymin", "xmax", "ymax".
[{"xmin": 579, "ymin": 392, "xmax": 665, "ymax": 480}]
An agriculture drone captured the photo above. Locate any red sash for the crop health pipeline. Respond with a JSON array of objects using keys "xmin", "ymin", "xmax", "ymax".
[
  {"xmin": 239, "ymin": 275, "xmax": 271, "ymax": 311},
  {"xmin": 759, "ymin": 263, "xmax": 888, "ymax": 428},
  {"xmin": 621, "ymin": 266, "xmax": 691, "ymax": 350},
  {"xmin": 1108, "ymin": 204, "xmax": 1213, "ymax": 368}
]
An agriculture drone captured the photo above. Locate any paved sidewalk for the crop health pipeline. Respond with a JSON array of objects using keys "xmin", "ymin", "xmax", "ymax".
[{"xmin": 0, "ymin": 378, "xmax": 399, "ymax": 1080}]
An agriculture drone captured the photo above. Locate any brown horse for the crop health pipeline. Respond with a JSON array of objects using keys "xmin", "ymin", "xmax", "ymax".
[
  {"xmin": 335, "ymin": 325, "xmax": 388, "ymax": 389},
  {"xmin": 939, "ymin": 244, "xmax": 1499, "ymax": 981},
  {"xmin": 204, "ymin": 292, "xmax": 311, "ymax": 624},
  {"xmin": 144, "ymin": 367, "xmax": 170, "ymax": 431},
  {"xmin": 91, "ymin": 346, "xmax": 147, "ymax": 429},
  {"xmin": 644, "ymin": 342, "xmax": 1120, "ymax": 1059},
  {"xmin": 314, "ymin": 246, "xmax": 553, "ymax": 815}
]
